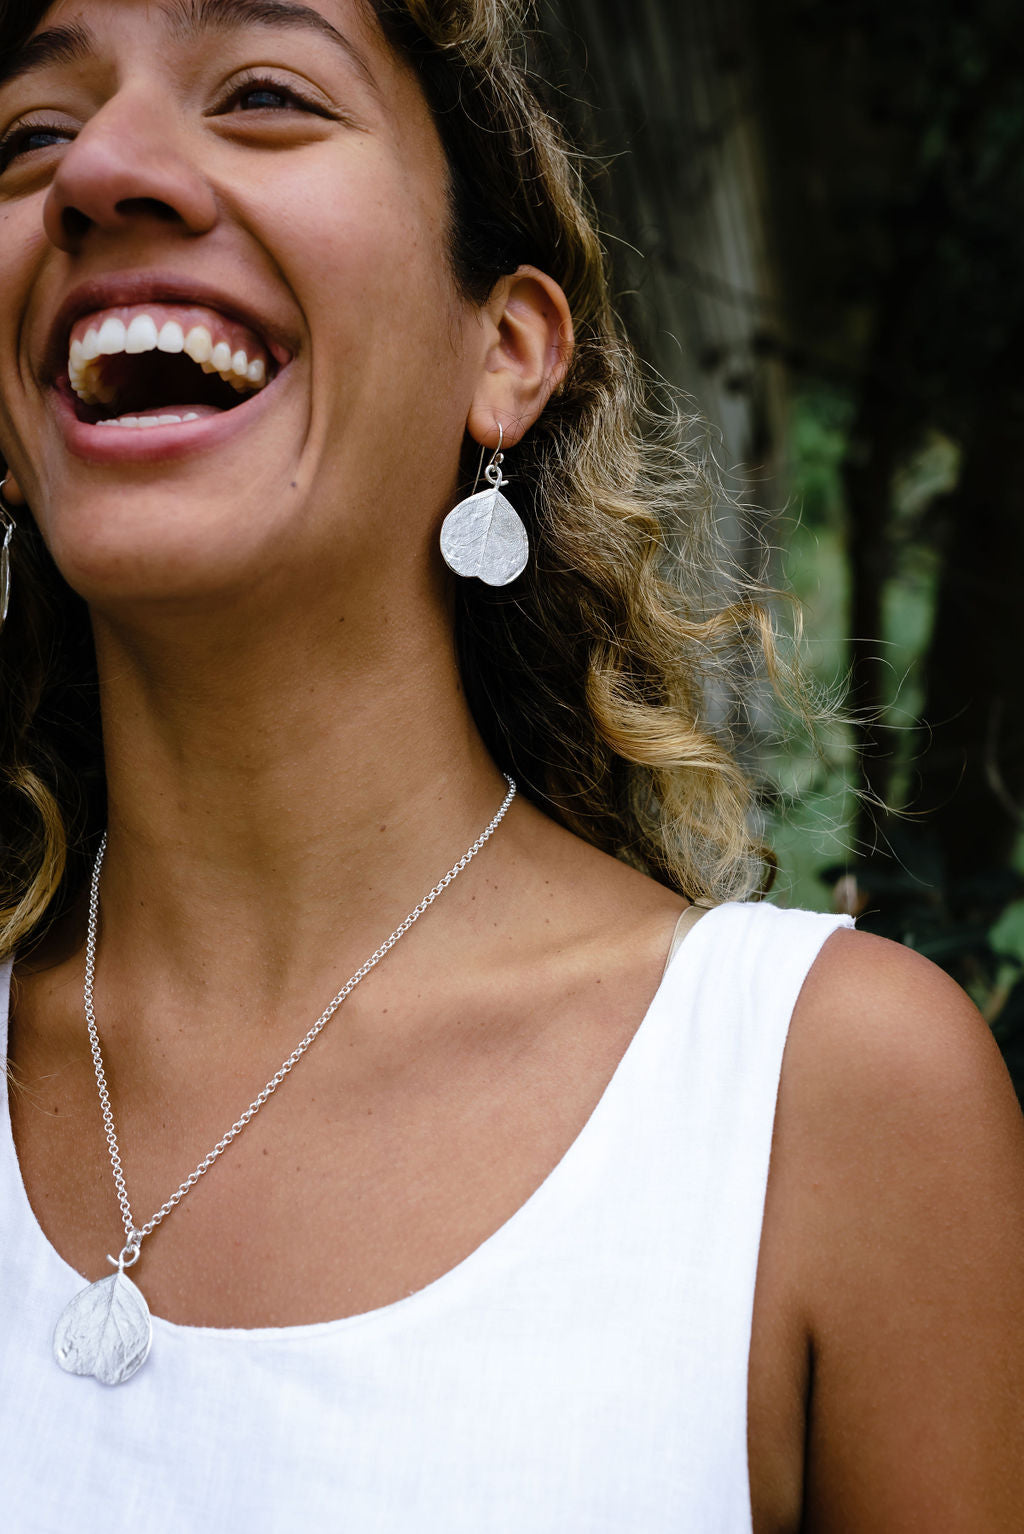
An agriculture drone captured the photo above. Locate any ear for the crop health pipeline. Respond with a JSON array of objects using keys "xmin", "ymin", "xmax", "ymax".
[{"xmin": 466, "ymin": 265, "xmax": 574, "ymax": 450}]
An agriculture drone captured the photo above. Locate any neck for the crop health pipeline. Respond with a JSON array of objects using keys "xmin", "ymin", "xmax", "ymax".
[{"xmin": 86, "ymin": 578, "xmax": 510, "ymax": 1013}]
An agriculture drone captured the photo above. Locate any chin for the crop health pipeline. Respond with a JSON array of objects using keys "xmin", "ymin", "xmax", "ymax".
[{"xmin": 42, "ymin": 498, "xmax": 275, "ymax": 612}]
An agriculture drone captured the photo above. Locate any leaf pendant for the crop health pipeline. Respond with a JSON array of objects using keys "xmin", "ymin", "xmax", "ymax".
[
  {"xmin": 440, "ymin": 486, "xmax": 529, "ymax": 586},
  {"xmin": 53, "ymin": 1270, "xmax": 153, "ymax": 1386}
]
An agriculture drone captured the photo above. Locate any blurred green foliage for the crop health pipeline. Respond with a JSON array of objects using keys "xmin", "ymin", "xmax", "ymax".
[
  {"xmin": 773, "ymin": 389, "xmax": 1024, "ymax": 1092},
  {"xmin": 748, "ymin": 0, "xmax": 1024, "ymax": 1094}
]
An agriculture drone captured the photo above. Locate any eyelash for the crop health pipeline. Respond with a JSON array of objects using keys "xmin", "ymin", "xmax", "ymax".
[
  {"xmin": 0, "ymin": 123, "xmax": 71, "ymax": 173},
  {"xmin": 216, "ymin": 73, "xmax": 333, "ymax": 119},
  {"xmin": 0, "ymin": 75, "xmax": 331, "ymax": 172}
]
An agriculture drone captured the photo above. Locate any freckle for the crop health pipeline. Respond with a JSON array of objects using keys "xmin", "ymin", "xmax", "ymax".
[
  {"xmin": 262, "ymin": 1148, "xmax": 269, "ymax": 1156},
  {"xmin": 379, "ymin": 824, "xmax": 387, "ymax": 833}
]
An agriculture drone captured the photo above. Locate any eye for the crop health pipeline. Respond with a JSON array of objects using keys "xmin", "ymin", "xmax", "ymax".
[
  {"xmin": 218, "ymin": 75, "xmax": 332, "ymax": 119},
  {"xmin": 233, "ymin": 85, "xmax": 295, "ymax": 112},
  {"xmin": 0, "ymin": 121, "xmax": 74, "ymax": 174}
]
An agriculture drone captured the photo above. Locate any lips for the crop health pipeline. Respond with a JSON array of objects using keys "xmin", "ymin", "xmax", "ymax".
[
  {"xmin": 35, "ymin": 274, "xmax": 297, "ymax": 463},
  {"xmin": 37, "ymin": 272, "xmax": 297, "ymax": 456}
]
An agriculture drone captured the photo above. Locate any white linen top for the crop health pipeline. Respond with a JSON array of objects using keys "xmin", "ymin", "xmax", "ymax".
[{"xmin": 0, "ymin": 901, "xmax": 851, "ymax": 1533}]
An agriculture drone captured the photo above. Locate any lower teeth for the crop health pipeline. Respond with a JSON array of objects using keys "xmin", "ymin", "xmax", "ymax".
[{"xmin": 96, "ymin": 413, "xmax": 202, "ymax": 430}]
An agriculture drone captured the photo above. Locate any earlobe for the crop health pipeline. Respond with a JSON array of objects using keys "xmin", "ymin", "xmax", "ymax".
[
  {"xmin": 0, "ymin": 474, "xmax": 25, "ymax": 508},
  {"xmin": 467, "ymin": 265, "xmax": 574, "ymax": 449}
]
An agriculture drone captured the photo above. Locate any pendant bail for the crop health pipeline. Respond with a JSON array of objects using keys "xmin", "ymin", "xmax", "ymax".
[{"xmin": 109, "ymin": 1235, "xmax": 143, "ymax": 1271}]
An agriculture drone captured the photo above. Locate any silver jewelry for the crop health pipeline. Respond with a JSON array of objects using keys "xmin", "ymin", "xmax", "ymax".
[
  {"xmin": 439, "ymin": 426, "xmax": 529, "ymax": 586},
  {"xmin": 0, "ymin": 479, "xmax": 16, "ymax": 628},
  {"xmin": 53, "ymin": 775, "xmax": 517, "ymax": 1385}
]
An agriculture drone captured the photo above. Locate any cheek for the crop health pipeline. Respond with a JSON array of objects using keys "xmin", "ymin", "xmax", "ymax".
[
  {"xmin": 0, "ymin": 208, "xmax": 49, "ymax": 465},
  {"xmin": 258, "ymin": 134, "xmax": 457, "ymax": 349},
  {"xmin": 0, "ymin": 207, "xmax": 36, "ymax": 352}
]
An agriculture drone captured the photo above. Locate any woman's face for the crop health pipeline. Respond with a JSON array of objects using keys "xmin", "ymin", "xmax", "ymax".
[{"xmin": 0, "ymin": 0, "xmax": 503, "ymax": 609}]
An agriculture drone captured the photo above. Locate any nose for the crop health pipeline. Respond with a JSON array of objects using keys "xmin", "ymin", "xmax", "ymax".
[{"xmin": 43, "ymin": 90, "xmax": 218, "ymax": 251}]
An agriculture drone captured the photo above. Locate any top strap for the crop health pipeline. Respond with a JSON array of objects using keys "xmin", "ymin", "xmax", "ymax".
[{"xmin": 662, "ymin": 903, "xmax": 711, "ymax": 977}]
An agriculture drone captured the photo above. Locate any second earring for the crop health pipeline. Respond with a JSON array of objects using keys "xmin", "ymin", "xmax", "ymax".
[
  {"xmin": 0, "ymin": 479, "xmax": 15, "ymax": 629},
  {"xmin": 440, "ymin": 431, "xmax": 529, "ymax": 587}
]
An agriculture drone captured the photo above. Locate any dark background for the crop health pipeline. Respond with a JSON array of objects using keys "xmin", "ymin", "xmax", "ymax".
[{"xmin": 539, "ymin": 0, "xmax": 1024, "ymax": 1092}]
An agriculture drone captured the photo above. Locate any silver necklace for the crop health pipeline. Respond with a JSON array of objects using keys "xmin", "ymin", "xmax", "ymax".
[{"xmin": 53, "ymin": 776, "xmax": 517, "ymax": 1386}]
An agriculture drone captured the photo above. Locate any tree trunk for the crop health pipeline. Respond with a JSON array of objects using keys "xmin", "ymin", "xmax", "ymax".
[{"xmin": 917, "ymin": 326, "xmax": 1024, "ymax": 906}]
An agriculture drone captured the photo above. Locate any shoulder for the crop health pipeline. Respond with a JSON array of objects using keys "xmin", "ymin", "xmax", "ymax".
[
  {"xmin": 788, "ymin": 925, "xmax": 1020, "ymax": 1140},
  {"xmin": 770, "ymin": 928, "xmax": 1024, "ymax": 1530},
  {"xmin": 782, "ymin": 926, "xmax": 1024, "ymax": 1285}
]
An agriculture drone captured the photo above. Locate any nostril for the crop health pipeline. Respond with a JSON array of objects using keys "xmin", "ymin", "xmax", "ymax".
[
  {"xmin": 61, "ymin": 207, "xmax": 92, "ymax": 243},
  {"xmin": 59, "ymin": 197, "xmax": 180, "ymax": 245},
  {"xmin": 115, "ymin": 198, "xmax": 184, "ymax": 224},
  {"xmin": 57, "ymin": 196, "xmax": 183, "ymax": 250}
]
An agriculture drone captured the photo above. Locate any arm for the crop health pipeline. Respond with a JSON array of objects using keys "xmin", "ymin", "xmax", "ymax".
[{"xmin": 780, "ymin": 930, "xmax": 1024, "ymax": 1531}]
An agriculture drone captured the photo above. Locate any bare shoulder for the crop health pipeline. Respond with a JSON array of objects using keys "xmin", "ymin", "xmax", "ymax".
[
  {"xmin": 774, "ymin": 928, "xmax": 1024, "ymax": 1530},
  {"xmin": 791, "ymin": 925, "xmax": 1021, "ymax": 1120}
]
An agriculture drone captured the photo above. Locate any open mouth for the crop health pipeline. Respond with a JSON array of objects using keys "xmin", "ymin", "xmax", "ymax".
[{"xmin": 65, "ymin": 302, "xmax": 277, "ymax": 428}]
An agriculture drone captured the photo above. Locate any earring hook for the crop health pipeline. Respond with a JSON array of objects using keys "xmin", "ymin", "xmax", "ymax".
[
  {"xmin": 0, "ymin": 478, "xmax": 14, "ymax": 626},
  {"xmin": 483, "ymin": 424, "xmax": 508, "ymax": 492},
  {"xmin": 469, "ymin": 425, "xmax": 506, "ymax": 497},
  {"xmin": 0, "ymin": 479, "xmax": 16, "ymax": 544}
]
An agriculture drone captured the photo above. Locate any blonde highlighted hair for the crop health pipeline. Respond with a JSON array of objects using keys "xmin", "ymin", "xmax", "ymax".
[{"xmin": 0, "ymin": 0, "xmax": 818, "ymax": 957}]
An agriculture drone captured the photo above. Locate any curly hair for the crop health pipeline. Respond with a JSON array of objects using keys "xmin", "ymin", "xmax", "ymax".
[{"xmin": 0, "ymin": 0, "xmax": 818, "ymax": 957}]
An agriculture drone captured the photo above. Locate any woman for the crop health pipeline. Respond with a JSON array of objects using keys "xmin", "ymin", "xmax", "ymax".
[{"xmin": 0, "ymin": 1, "xmax": 1021, "ymax": 1528}]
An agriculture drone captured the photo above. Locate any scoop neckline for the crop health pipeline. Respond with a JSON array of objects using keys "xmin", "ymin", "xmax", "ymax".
[{"xmin": 0, "ymin": 908, "xmax": 722, "ymax": 1344}]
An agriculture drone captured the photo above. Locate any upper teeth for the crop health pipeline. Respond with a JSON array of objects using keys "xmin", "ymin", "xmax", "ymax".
[{"xmin": 68, "ymin": 313, "xmax": 268, "ymax": 406}]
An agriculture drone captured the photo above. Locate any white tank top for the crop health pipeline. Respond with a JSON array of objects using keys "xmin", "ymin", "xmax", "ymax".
[{"xmin": 0, "ymin": 901, "xmax": 850, "ymax": 1533}]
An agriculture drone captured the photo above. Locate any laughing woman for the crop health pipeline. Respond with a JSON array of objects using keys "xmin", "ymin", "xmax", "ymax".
[{"xmin": 0, "ymin": 2, "xmax": 1022, "ymax": 1530}]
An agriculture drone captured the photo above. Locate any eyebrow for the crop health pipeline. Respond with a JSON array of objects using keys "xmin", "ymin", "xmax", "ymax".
[
  {"xmin": 0, "ymin": 23, "xmax": 93, "ymax": 93},
  {"xmin": 0, "ymin": 0, "xmax": 377, "ymax": 95}
]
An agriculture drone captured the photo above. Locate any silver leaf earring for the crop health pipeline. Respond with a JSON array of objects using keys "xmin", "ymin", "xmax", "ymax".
[
  {"xmin": 440, "ymin": 426, "xmax": 529, "ymax": 586},
  {"xmin": 0, "ymin": 479, "xmax": 16, "ymax": 629}
]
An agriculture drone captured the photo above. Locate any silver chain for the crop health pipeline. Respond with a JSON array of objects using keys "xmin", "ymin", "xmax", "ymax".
[{"xmin": 84, "ymin": 776, "xmax": 517, "ymax": 1267}]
